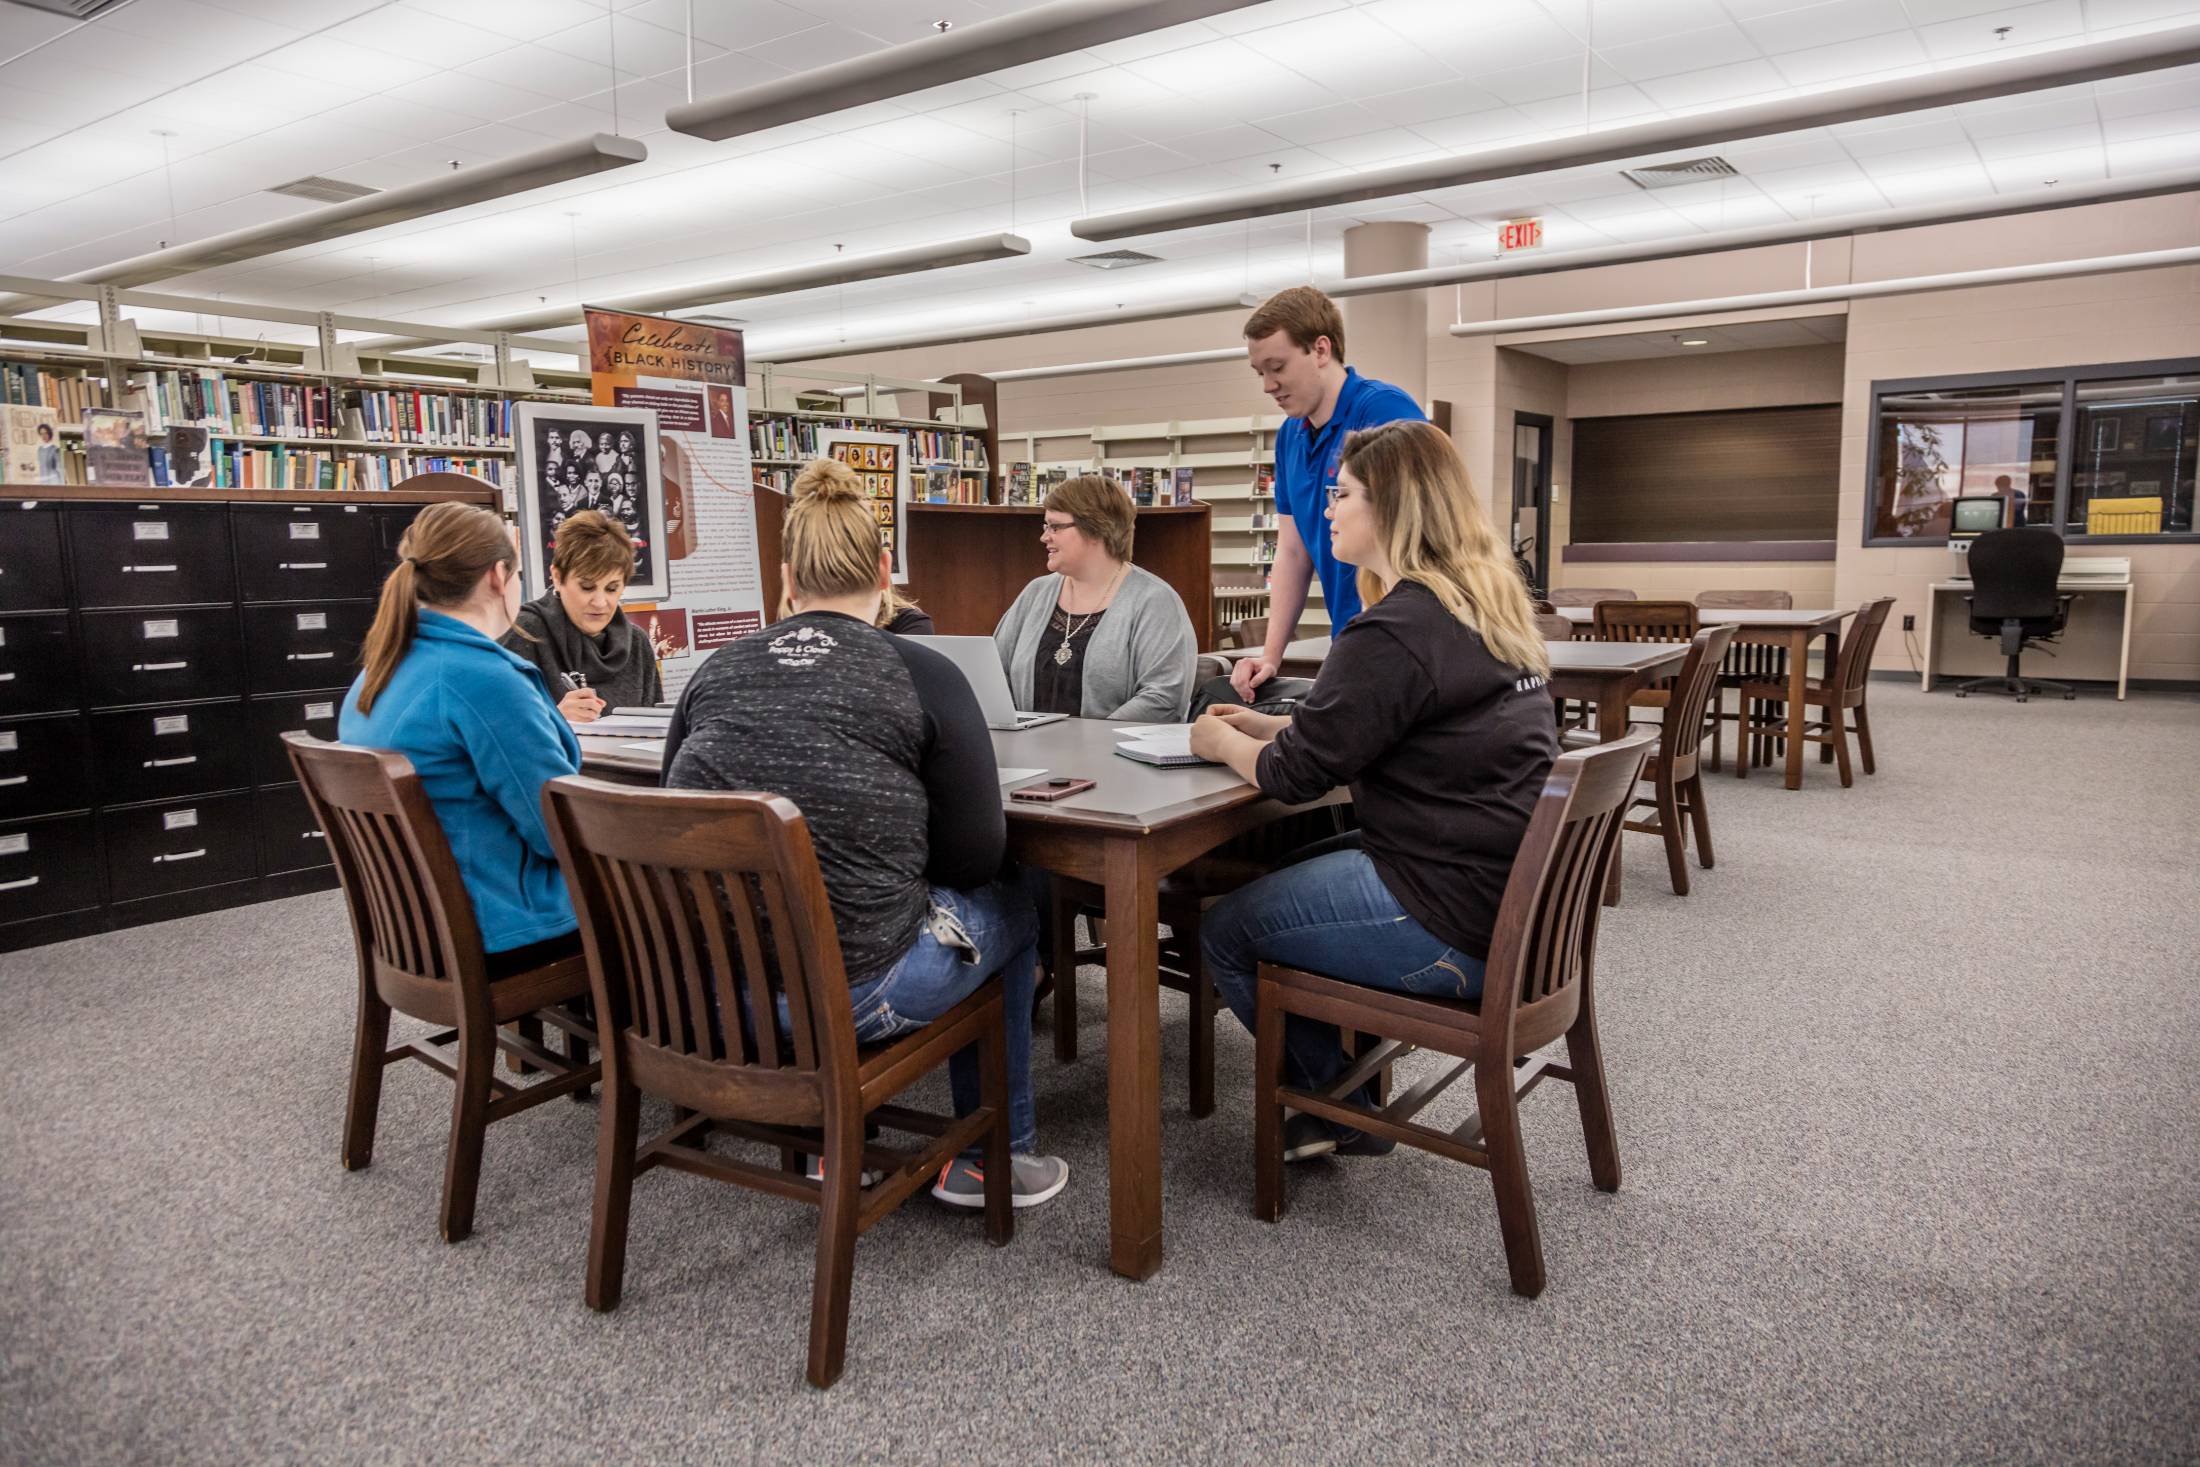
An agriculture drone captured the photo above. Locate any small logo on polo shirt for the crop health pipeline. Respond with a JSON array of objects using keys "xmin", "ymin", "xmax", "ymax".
[{"xmin": 769, "ymin": 624, "xmax": 839, "ymax": 668}]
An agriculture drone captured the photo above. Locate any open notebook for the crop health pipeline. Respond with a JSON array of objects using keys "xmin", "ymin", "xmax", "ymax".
[{"xmin": 1111, "ymin": 724, "xmax": 1212, "ymax": 768}]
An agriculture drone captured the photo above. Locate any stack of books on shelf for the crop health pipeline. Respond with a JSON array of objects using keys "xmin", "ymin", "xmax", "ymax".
[
  {"xmin": 1095, "ymin": 466, "xmax": 1197, "ymax": 508},
  {"xmin": 1003, "ymin": 463, "xmax": 1075, "ymax": 506},
  {"xmin": 343, "ymin": 388, "xmax": 512, "ymax": 447},
  {"xmin": 3, "ymin": 362, "xmax": 97, "ymax": 423},
  {"xmin": 908, "ymin": 426, "xmax": 983, "ymax": 468},
  {"xmin": 128, "ymin": 367, "xmax": 337, "ymax": 438},
  {"xmin": 918, "ymin": 464, "xmax": 989, "ymax": 503}
]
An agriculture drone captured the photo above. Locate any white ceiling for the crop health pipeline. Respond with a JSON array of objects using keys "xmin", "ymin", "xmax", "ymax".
[{"xmin": 0, "ymin": 0, "xmax": 2195, "ymax": 363}]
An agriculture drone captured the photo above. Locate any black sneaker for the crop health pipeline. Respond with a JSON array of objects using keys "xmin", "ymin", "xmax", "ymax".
[{"xmin": 1283, "ymin": 1111, "xmax": 1396, "ymax": 1162}]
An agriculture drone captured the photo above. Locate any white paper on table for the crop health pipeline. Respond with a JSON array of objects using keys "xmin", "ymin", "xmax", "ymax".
[
  {"xmin": 621, "ymin": 739, "xmax": 667, "ymax": 753},
  {"xmin": 997, "ymin": 767, "xmax": 1047, "ymax": 786},
  {"xmin": 590, "ymin": 714, "xmax": 679, "ymax": 736},
  {"xmin": 1118, "ymin": 728, "xmax": 1194, "ymax": 757},
  {"xmin": 1113, "ymin": 722, "xmax": 1196, "ymax": 737}
]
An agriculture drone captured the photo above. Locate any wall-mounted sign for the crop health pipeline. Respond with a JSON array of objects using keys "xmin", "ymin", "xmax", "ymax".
[{"xmin": 1498, "ymin": 217, "xmax": 1544, "ymax": 253}]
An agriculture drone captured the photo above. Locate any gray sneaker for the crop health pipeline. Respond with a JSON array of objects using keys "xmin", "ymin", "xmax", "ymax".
[{"xmin": 931, "ymin": 1154, "xmax": 1070, "ymax": 1209}]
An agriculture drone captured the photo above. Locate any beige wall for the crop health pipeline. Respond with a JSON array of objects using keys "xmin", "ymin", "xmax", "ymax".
[{"xmin": 1564, "ymin": 343, "xmax": 1845, "ymax": 420}]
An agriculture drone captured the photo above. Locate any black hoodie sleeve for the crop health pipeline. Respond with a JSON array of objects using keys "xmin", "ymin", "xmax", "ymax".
[{"xmin": 884, "ymin": 638, "xmax": 1005, "ymax": 889}]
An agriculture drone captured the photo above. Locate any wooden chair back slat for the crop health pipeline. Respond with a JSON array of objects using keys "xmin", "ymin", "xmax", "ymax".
[
  {"xmin": 1834, "ymin": 597, "xmax": 1897, "ymax": 699},
  {"xmin": 1547, "ymin": 586, "xmax": 1637, "ymax": 609},
  {"xmin": 1479, "ymin": 732, "xmax": 1656, "ymax": 1026},
  {"xmin": 541, "ymin": 778, "xmax": 856, "ymax": 1081},
  {"xmin": 1592, "ymin": 599, "xmax": 1699, "ymax": 644},
  {"xmin": 1666, "ymin": 625, "xmax": 1736, "ymax": 758},
  {"xmin": 1694, "ymin": 590, "xmax": 1792, "ymax": 610}
]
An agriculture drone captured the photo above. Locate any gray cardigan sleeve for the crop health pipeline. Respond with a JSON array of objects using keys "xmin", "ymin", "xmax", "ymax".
[{"xmin": 1099, "ymin": 573, "xmax": 1198, "ymax": 721}]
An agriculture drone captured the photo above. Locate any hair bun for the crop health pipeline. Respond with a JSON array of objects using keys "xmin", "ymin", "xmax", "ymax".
[{"xmin": 791, "ymin": 456, "xmax": 866, "ymax": 504}]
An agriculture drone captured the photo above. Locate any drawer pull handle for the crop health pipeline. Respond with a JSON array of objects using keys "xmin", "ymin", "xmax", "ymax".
[
  {"xmin": 133, "ymin": 661, "xmax": 188, "ymax": 672},
  {"xmin": 0, "ymin": 875, "xmax": 38, "ymax": 891},
  {"xmin": 0, "ymin": 673, "xmax": 14, "ymax": 682},
  {"xmin": 0, "ymin": 775, "xmax": 25, "ymax": 786},
  {"xmin": 122, "ymin": 564, "xmax": 178, "ymax": 573},
  {"xmin": 304, "ymin": 830, "xmax": 325, "ymax": 840},
  {"xmin": 280, "ymin": 561, "xmax": 329, "ymax": 570},
  {"xmin": 145, "ymin": 755, "xmax": 198, "ymax": 768},
  {"xmin": 287, "ymin": 651, "xmax": 336, "ymax": 661},
  {"xmin": 153, "ymin": 848, "xmax": 206, "ymax": 863}
]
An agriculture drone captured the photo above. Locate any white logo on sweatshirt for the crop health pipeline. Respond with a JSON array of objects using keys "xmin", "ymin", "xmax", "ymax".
[
  {"xmin": 769, "ymin": 624, "xmax": 839, "ymax": 669},
  {"xmin": 1515, "ymin": 674, "xmax": 1547, "ymax": 693}
]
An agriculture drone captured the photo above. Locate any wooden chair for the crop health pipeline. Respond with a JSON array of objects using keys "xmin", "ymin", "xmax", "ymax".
[
  {"xmin": 1252, "ymin": 729, "xmax": 1657, "ymax": 1298},
  {"xmin": 1531, "ymin": 611, "xmax": 1574, "ymax": 642},
  {"xmin": 284, "ymin": 734, "xmax": 600, "ymax": 1245},
  {"xmin": 1547, "ymin": 586, "xmax": 1637, "ymax": 609},
  {"xmin": 1736, "ymin": 598, "xmax": 1896, "ymax": 788},
  {"xmin": 1565, "ymin": 625, "xmax": 1733, "ymax": 896},
  {"xmin": 1234, "ymin": 614, "xmax": 1271, "ymax": 654},
  {"xmin": 540, "ymin": 776, "xmax": 1011, "ymax": 1390},
  {"xmin": 1591, "ymin": 600, "xmax": 1698, "ymax": 710},
  {"xmin": 1694, "ymin": 590, "xmax": 1791, "ymax": 773}
]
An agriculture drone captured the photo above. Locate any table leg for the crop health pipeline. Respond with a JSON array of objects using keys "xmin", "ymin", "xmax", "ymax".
[
  {"xmin": 1102, "ymin": 834, "xmax": 1163, "ymax": 1281},
  {"xmin": 2117, "ymin": 586, "xmax": 2132, "ymax": 700},
  {"xmin": 1783, "ymin": 629, "xmax": 1809, "ymax": 791},
  {"xmin": 1597, "ymin": 686, "xmax": 1629, "ymax": 903}
]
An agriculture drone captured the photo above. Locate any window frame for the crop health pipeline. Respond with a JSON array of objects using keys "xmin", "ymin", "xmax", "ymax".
[{"xmin": 1862, "ymin": 355, "xmax": 2200, "ymax": 548}]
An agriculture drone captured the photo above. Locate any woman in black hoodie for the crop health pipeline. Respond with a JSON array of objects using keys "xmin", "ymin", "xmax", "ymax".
[{"xmin": 504, "ymin": 509, "xmax": 662, "ymax": 723}]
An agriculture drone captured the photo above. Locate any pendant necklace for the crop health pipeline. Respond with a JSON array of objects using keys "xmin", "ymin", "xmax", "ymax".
[{"xmin": 1054, "ymin": 565, "xmax": 1123, "ymax": 666}]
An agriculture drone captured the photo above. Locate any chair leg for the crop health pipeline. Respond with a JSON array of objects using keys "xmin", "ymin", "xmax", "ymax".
[
  {"xmin": 1253, "ymin": 982, "xmax": 1285, "ymax": 1223},
  {"xmin": 511, "ymin": 1014, "xmax": 542, "ymax": 1076},
  {"xmin": 807, "ymin": 1110, "xmax": 865, "ymax": 1390},
  {"xmin": 1684, "ymin": 774, "xmax": 1714, "ymax": 870},
  {"xmin": 1854, "ymin": 703, "xmax": 1877, "ymax": 776},
  {"xmin": 439, "ymin": 1032, "xmax": 495, "ymax": 1244},
  {"xmin": 1706, "ymin": 688, "xmax": 1724, "ymax": 772},
  {"xmin": 1828, "ymin": 706, "xmax": 1854, "ymax": 788},
  {"xmin": 342, "ymin": 991, "xmax": 392, "ymax": 1171},
  {"xmin": 1565, "ymin": 1008, "xmax": 1622, "ymax": 1194},
  {"xmin": 586, "ymin": 1075, "xmax": 641, "ymax": 1312},
  {"xmin": 1654, "ymin": 775, "xmax": 1689, "ymax": 897},
  {"xmin": 564, "ymin": 1001, "xmax": 593, "ymax": 1102},
  {"xmin": 980, "ymin": 1012, "xmax": 1013, "ymax": 1249},
  {"xmin": 1182, "ymin": 915, "xmax": 1215, "ymax": 1120},
  {"xmin": 1050, "ymin": 889, "xmax": 1079, "ymax": 1065},
  {"xmin": 1475, "ymin": 1053, "xmax": 1545, "ymax": 1299}
]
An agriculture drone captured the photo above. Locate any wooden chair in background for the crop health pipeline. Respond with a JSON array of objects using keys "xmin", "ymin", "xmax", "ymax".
[
  {"xmin": 1737, "ymin": 598, "xmax": 1896, "ymax": 788},
  {"xmin": 1591, "ymin": 600, "xmax": 1699, "ymax": 710},
  {"xmin": 1695, "ymin": 590, "xmax": 1792, "ymax": 773},
  {"xmin": 1547, "ymin": 586, "xmax": 1637, "ymax": 609},
  {"xmin": 1252, "ymin": 729, "xmax": 1657, "ymax": 1298},
  {"xmin": 541, "ymin": 777, "xmax": 1012, "ymax": 1390},
  {"xmin": 285, "ymin": 735, "xmax": 599, "ymax": 1245},
  {"xmin": 1533, "ymin": 612, "xmax": 1587, "ymax": 730}
]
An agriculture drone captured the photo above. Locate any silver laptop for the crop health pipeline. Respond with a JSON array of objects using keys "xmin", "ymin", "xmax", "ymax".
[{"xmin": 902, "ymin": 635, "xmax": 1068, "ymax": 731}]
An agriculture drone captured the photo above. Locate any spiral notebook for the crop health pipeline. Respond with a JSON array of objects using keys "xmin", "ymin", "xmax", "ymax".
[{"xmin": 1111, "ymin": 725, "xmax": 1211, "ymax": 767}]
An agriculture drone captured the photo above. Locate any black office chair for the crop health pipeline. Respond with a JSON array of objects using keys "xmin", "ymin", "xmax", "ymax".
[{"xmin": 1957, "ymin": 526, "xmax": 2075, "ymax": 702}]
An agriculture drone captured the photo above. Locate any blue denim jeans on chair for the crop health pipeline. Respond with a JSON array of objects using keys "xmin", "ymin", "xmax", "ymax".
[
  {"xmin": 1202, "ymin": 849, "xmax": 1486, "ymax": 1102},
  {"xmin": 844, "ymin": 873, "xmax": 1040, "ymax": 1153}
]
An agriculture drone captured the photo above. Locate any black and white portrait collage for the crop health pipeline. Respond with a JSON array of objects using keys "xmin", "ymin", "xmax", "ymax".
[{"xmin": 515, "ymin": 403, "xmax": 670, "ymax": 601}]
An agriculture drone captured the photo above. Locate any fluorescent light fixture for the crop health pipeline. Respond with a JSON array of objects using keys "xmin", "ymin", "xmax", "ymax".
[
  {"xmin": 1677, "ymin": 337, "xmax": 1710, "ymax": 346},
  {"xmin": 1071, "ymin": 25, "xmax": 2200, "ymax": 240},
  {"xmin": 351, "ymin": 233, "xmax": 1032, "ymax": 353},
  {"xmin": 667, "ymin": 0, "xmax": 1268, "ymax": 142},
  {"xmin": 0, "ymin": 133, "xmax": 649, "ymax": 315}
]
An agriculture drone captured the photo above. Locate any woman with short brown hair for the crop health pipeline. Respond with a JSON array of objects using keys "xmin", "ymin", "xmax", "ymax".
[
  {"xmin": 504, "ymin": 509, "xmax": 661, "ymax": 724},
  {"xmin": 991, "ymin": 474, "xmax": 1196, "ymax": 720}
]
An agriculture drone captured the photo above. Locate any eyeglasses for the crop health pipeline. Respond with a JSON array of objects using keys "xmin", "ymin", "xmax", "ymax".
[
  {"xmin": 1325, "ymin": 485, "xmax": 1350, "ymax": 508},
  {"xmin": 1041, "ymin": 518, "xmax": 1079, "ymax": 536}
]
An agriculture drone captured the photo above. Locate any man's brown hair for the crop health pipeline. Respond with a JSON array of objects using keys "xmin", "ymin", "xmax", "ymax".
[
  {"xmin": 1044, "ymin": 475, "xmax": 1136, "ymax": 562},
  {"xmin": 1242, "ymin": 285, "xmax": 1346, "ymax": 365}
]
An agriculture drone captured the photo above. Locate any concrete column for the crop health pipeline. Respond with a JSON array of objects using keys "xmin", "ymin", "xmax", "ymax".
[{"xmin": 1340, "ymin": 221, "xmax": 1429, "ymax": 401}]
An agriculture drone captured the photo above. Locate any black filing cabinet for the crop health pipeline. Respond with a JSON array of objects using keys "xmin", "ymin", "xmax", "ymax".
[{"xmin": 0, "ymin": 485, "xmax": 494, "ymax": 950}]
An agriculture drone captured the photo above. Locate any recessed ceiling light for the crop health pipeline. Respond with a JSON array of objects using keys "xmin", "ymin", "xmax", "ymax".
[{"xmin": 1677, "ymin": 336, "xmax": 1710, "ymax": 346}]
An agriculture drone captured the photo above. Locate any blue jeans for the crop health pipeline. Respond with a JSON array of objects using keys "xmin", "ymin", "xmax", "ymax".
[
  {"xmin": 846, "ymin": 874, "xmax": 1040, "ymax": 1153},
  {"xmin": 1203, "ymin": 849, "xmax": 1485, "ymax": 1102}
]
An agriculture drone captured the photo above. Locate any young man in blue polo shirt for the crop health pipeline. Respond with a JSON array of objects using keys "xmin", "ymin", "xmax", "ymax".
[{"xmin": 1230, "ymin": 285, "xmax": 1425, "ymax": 699}]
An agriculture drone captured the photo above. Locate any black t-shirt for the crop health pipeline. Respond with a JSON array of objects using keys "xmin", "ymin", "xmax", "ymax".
[
  {"xmin": 1031, "ymin": 605, "xmax": 1105, "ymax": 716},
  {"xmin": 1255, "ymin": 580, "xmax": 1558, "ymax": 960},
  {"xmin": 883, "ymin": 604, "xmax": 936, "ymax": 636},
  {"xmin": 661, "ymin": 611, "xmax": 1003, "ymax": 984}
]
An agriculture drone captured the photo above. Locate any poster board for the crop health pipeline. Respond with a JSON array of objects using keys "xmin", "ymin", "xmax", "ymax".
[
  {"xmin": 514, "ymin": 401, "xmax": 669, "ymax": 601},
  {"xmin": 586, "ymin": 308, "xmax": 765, "ymax": 696},
  {"xmin": 818, "ymin": 427, "xmax": 909, "ymax": 584}
]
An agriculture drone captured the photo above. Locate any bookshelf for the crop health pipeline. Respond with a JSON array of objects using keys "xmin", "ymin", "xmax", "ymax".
[{"xmin": 745, "ymin": 365, "xmax": 994, "ymax": 503}]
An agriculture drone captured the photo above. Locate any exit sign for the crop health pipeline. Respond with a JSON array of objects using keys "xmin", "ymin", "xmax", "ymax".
[{"xmin": 1498, "ymin": 217, "xmax": 1543, "ymax": 252}]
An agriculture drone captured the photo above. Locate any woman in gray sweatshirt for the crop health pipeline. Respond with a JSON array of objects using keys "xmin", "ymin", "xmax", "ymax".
[{"xmin": 991, "ymin": 474, "xmax": 1197, "ymax": 722}]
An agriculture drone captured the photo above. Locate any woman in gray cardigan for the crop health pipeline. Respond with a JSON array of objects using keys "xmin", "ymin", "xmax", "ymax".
[{"xmin": 992, "ymin": 475, "xmax": 1198, "ymax": 722}]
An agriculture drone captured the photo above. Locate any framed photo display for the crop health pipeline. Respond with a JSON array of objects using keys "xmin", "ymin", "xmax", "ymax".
[
  {"xmin": 817, "ymin": 427, "xmax": 911, "ymax": 583},
  {"xmin": 514, "ymin": 401, "xmax": 669, "ymax": 601}
]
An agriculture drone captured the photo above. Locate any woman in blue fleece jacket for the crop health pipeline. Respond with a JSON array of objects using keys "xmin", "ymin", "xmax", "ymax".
[{"xmin": 339, "ymin": 501, "xmax": 582, "ymax": 971}]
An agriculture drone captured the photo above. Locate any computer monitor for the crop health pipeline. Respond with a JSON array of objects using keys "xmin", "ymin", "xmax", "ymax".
[{"xmin": 1948, "ymin": 495, "xmax": 2007, "ymax": 539}]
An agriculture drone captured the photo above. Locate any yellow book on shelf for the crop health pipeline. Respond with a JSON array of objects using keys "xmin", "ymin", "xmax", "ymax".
[{"xmin": 2085, "ymin": 496, "xmax": 2161, "ymax": 535}]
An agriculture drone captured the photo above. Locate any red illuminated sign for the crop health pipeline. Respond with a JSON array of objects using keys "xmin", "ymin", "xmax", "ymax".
[{"xmin": 1498, "ymin": 217, "xmax": 1543, "ymax": 253}]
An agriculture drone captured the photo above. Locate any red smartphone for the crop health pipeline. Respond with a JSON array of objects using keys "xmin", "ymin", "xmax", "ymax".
[{"xmin": 1010, "ymin": 776, "xmax": 1096, "ymax": 802}]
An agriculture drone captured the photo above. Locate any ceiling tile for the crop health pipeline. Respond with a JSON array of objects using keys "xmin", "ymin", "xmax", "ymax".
[
  {"xmin": 1916, "ymin": 1, "xmax": 2088, "ymax": 60},
  {"xmin": 1969, "ymin": 121, "xmax": 2103, "ymax": 159},
  {"xmin": 1638, "ymin": 58, "xmax": 1792, "ymax": 110},
  {"xmin": 1472, "ymin": 55, "xmax": 1628, "ymax": 105},
  {"xmin": 1306, "ymin": 129, "xmax": 1446, "ymax": 168},
  {"xmin": 1581, "ymin": 0, "xmax": 1737, "ymax": 48},
  {"xmin": 1832, "ymin": 114, "xmax": 1976, "ymax": 156},
  {"xmin": 1598, "ymin": 23, "xmax": 1767, "ymax": 83},
  {"xmin": 2101, "ymin": 105, "xmax": 2200, "ymax": 141},
  {"xmin": 1769, "ymin": 30, "xmax": 1931, "ymax": 88},
  {"xmin": 617, "ymin": 0, "xmax": 820, "ymax": 51},
  {"xmin": 1957, "ymin": 92, "xmax": 2101, "ymax": 138},
  {"xmin": 1739, "ymin": 0, "xmax": 1916, "ymax": 51},
  {"xmin": 1232, "ymin": 11, "xmax": 1463, "ymax": 95},
  {"xmin": 1858, "ymin": 141, "xmax": 1987, "ymax": 175},
  {"xmin": 1252, "ymin": 102, "xmax": 1389, "ymax": 147},
  {"xmin": 1359, "ymin": 79, "xmax": 1509, "ymax": 129}
]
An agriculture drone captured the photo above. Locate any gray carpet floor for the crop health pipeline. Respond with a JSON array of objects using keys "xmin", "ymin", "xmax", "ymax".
[{"xmin": 4, "ymin": 682, "xmax": 2197, "ymax": 1465}]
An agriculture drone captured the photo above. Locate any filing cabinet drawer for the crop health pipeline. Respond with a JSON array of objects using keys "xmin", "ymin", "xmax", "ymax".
[
  {"xmin": 100, "ymin": 792, "xmax": 256, "ymax": 901},
  {"xmin": 80, "ymin": 607, "xmax": 242, "ymax": 707},
  {"xmin": 255, "ymin": 781, "xmax": 331, "ymax": 875},
  {"xmin": 242, "ymin": 601, "xmax": 372, "ymax": 695},
  {"xmin": 233, "ymin": 504, "xmax": 381, "ymax": 603},
  {"xmin": 0, "ymin": 614, "xmax": 79, "ymax": 717},
  {"xmin": 249, "ymin": 692, "xmax": 346, "ymax": 787},
  {"xmin": 0, "ymin": 713, "xmax": 91, "ymax": 820},
  {"xmin": 0, "ymin": 507, "xmax": 68, "ymax": 612},
  {"xmin": 68, "ymin": 505, "xmax": 235, "ymax": 608},
  {"xmin": 91, "ymin": 700, "xmax": 251, "ymax": 806},
  {"xmin": 0, "ymin": 811, "xmax": 102, "ymax": 925},
  {"xmin": 374, "ymin": 504, "xmax": 428, "ymax": 577}
]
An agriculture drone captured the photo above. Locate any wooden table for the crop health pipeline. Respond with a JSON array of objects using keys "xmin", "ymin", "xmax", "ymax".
[
  {"xmin": 578, "ymin": 718, "xmax": 1341, "ymax": 1282},
  {"xmin": 1557, "ymin": 607, "xmax": 1855, "ymax": 791}
]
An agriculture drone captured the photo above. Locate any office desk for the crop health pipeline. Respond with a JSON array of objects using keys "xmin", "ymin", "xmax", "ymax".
[
  {"xmin": 1921, "ymin": 578, "xmax": 2133, "ymax": 699},
  {"xmin": 1558, "ymin": 607, "xmax": 1854, "ymax": 791},
  {"xmin": 578, "ymin": 718, "xmax": 1342, "ymax": 1282}
]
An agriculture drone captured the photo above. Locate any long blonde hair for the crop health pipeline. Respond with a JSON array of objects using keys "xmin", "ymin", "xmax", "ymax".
[
  {"xmin": 356, "ymin": 502, "xmax": 518, "ymax": 714},
  {"xmin": 778, "ymin": 457, "xmax": 887, "ymax": 616},
  {"xmin": 1340, "ymin": 421, "xmax": 1549, "ymax": 678}
]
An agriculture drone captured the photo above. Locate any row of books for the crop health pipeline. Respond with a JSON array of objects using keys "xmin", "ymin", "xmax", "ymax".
[
  {"xmin": 918, "ymin": 464, "xmax": 987, "ymax": 504},
  {"xmin": 1001, "ymin": 462, "xmax": 1196, "ymax": 507},
  {"xmin": 348, "ymin": 388, "xmax": 515, "ymax": 446},
  {"xmin": 155, "ymin": 443, "xmax": 514, "ymax": 492},
  {"xmin": 908, "ymin": 427, "xmax": 985, "ymax": 467},
  {"xmin": 749, "ymin": 414, "xmax": 977, "ymax": 464},
  {"xmin": 130, "ymin": 368, "xmax": 338, "ymax": 439},
  {"xmin": 2, "ymin": 362, "xmax": 98, "ymax": 421}
]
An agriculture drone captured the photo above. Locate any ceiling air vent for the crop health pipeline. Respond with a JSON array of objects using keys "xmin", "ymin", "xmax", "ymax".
[
  {"xmin": 1070, "ymin": 249, "xmax": 1163, "ymax": 270},
  {"xmin": 1620, "ymin": 156, "xmax": 1739, "ymax": 190},
  {"xmin": 267, "ymin": 175, "xmax": 382, "ymax": 205}
]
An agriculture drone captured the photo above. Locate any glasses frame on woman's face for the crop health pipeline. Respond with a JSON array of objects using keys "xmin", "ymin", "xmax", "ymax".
[{"xmin": 1324, "ymin": 468, "xmax": 1377, "ymax": 567}]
